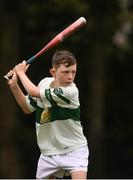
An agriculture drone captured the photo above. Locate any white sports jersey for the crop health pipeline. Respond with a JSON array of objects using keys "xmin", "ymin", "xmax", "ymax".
[{"xmin": 26, "ymin": 77, "xmax": 87, "ymax": 155}]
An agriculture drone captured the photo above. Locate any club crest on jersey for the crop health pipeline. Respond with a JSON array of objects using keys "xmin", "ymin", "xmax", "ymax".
[
  {"xmin": 53, "ymin": 88, "xmax": 63, "ymax": 95},
  {"xmin": 40, "ymin": 108, "xmax": 50, "ymax": 124}
]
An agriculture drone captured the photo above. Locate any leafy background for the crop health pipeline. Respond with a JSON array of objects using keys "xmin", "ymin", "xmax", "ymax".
[{"xmin": 0, "ymin": 0, "xmax": 133, "ymax": 178}]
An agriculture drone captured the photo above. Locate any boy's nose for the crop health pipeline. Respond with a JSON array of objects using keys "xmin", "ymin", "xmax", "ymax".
[{"xmin": 68, "ymin": 73, "xmax": 73, "ymax": 79}]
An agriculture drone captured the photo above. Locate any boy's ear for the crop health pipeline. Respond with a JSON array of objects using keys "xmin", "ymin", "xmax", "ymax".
[{"xmin": 49, "ymin": 68, "xmax": 56, "ymax": 77}]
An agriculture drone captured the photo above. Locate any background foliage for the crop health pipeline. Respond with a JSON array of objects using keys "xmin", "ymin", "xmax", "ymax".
[{"xmin": 0, "ymin": 0, "xmax": 133, "ymax": 178}]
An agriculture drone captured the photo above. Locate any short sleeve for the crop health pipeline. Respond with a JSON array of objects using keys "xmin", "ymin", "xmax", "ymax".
[{"xmin": 25, "ymin": 95, "xmax": 36, "ymax": 112}]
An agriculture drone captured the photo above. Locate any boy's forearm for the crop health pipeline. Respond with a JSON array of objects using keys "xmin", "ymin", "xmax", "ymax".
[
  {"xmin": 9, "ymin": 83, "xmax": 31, "ymax": 114},
  {"xmin": 17, "ymin": 72, "xmax": 40, "ymax": 98}
]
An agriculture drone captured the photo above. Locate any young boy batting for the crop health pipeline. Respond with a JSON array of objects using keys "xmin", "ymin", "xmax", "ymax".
[{"xmin": 6, "ymin": 50, "xmax": 89, "ymax": 179}]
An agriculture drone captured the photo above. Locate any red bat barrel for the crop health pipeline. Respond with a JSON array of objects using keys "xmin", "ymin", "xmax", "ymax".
[
  {"xmin": 27, "ymin": 17, "xmax": 87, "ymax": 64},
  {"xmin": 4, "ymin": 17, "xmax": 87, "ymax": 80}
]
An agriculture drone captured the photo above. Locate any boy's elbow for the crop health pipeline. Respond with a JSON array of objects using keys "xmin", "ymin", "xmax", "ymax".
[
  {"xmin": 24, "ymin": 109, "xmax": 31, "ymax": 114},
  {"xmin": 29, "ymin": 89, "xmax": 40, "ymax": 98},
  {"xmin": 22, "ymin": 107, "xmax": 31, "ymax": 114}
]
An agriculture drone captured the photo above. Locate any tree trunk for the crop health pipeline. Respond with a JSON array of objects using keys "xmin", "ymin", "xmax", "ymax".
[{"xmin": 88, "ymin": 43, "xmax": 106, "ymax": 178}]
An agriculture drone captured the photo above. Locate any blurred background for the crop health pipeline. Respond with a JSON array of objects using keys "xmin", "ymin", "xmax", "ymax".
[{"xmin": 0, "ymin": 0, "xmax": 133, "ymax": 178}]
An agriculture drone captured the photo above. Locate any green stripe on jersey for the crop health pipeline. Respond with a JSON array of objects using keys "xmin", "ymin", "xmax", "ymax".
[
  {"xmin": 29, "ymin": 95, "xmax": 37, "ymax": 108},
  {"xmin": 53, "ymin": 88, "xmax": 70, "ymax": 104},
  {"xmin": 45, "ymin": 89, "xmax": 57, "ymax": 106},
  {"xmin": 35, "ymin": 105, "xmax": 80, "ymax": 124},
  {"xmin": 49, "ymin": 105, "xmax": 80, "ymax": 122}
]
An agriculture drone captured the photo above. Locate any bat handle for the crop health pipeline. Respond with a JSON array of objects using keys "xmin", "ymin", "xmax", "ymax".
[{"xmin": 26, "ymin": 55, "xmax": 37, "ymax": 64}]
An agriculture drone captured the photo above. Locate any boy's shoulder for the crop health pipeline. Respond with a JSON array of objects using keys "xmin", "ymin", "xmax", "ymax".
[
  {"xmin": 38, "ymin": 77, "xmax": 54, "ymax": 87},
  {"xmin": 61, "ymin": 82, "xmax": 79, "ymax": 95}
]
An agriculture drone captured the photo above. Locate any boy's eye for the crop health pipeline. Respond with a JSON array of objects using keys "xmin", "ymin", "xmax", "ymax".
[
  {"xmin": 63, "ymin": 71, "xmax": 68, "ymax": 74},
  {"xmin": 72, "ymin": 71, "xmax": 76, "ymax": 74},
  {"xmin": 62, "ymin": 70, "xmax": 76, "ymax": 75}
]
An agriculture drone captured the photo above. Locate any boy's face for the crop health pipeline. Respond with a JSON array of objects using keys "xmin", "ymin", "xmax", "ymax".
[{"xmin": 52, "ymin": 63, "xmax": 77, "ymax": 87}]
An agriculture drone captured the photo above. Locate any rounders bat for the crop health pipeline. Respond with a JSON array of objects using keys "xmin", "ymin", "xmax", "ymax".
[{"xmin": 4, "ymin": 17, "xmax": 87, "ymax": 80}]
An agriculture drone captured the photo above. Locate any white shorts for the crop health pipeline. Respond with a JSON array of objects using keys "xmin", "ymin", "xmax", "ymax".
[{"xmin": 36, "ymin": 145, "xmax": 89, "ymax": 179}]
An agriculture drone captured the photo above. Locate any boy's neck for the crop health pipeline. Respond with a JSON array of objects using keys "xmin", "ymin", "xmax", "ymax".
[{"xmin": 50, "ymin": 80, "xmax": 59, "ymax": 88}]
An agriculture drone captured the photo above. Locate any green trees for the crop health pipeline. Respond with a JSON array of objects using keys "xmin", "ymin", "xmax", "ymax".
[{"xmin": 0, "ymin": 0, "xmax": 132, "ymax": 178}]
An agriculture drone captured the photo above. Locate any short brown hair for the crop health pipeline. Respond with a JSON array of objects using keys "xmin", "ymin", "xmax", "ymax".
[{"xmin": 52, "ymin": 50, "xmax": 77, "ymax": 69}]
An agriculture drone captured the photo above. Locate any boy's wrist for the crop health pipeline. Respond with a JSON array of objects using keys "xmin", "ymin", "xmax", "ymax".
[
  {"xmin": 17, "ymin": 71, "xmax": 25, "ymax": 78},
  {"xmin": 8, "ymin": 81, "xmax": 18, "ymax": 89},
  {"xmin": 17, "ymin": 71, "xmax": 25, "ymax": 76}
]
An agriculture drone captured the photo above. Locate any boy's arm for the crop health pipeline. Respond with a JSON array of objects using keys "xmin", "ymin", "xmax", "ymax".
[
  {"xmin": 14, "ymin": 61, "xmax": 40, "ymax": 98},
  {"xmin": 7, "ymin": 70, "xmax": 31, "ymax": 114}
]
